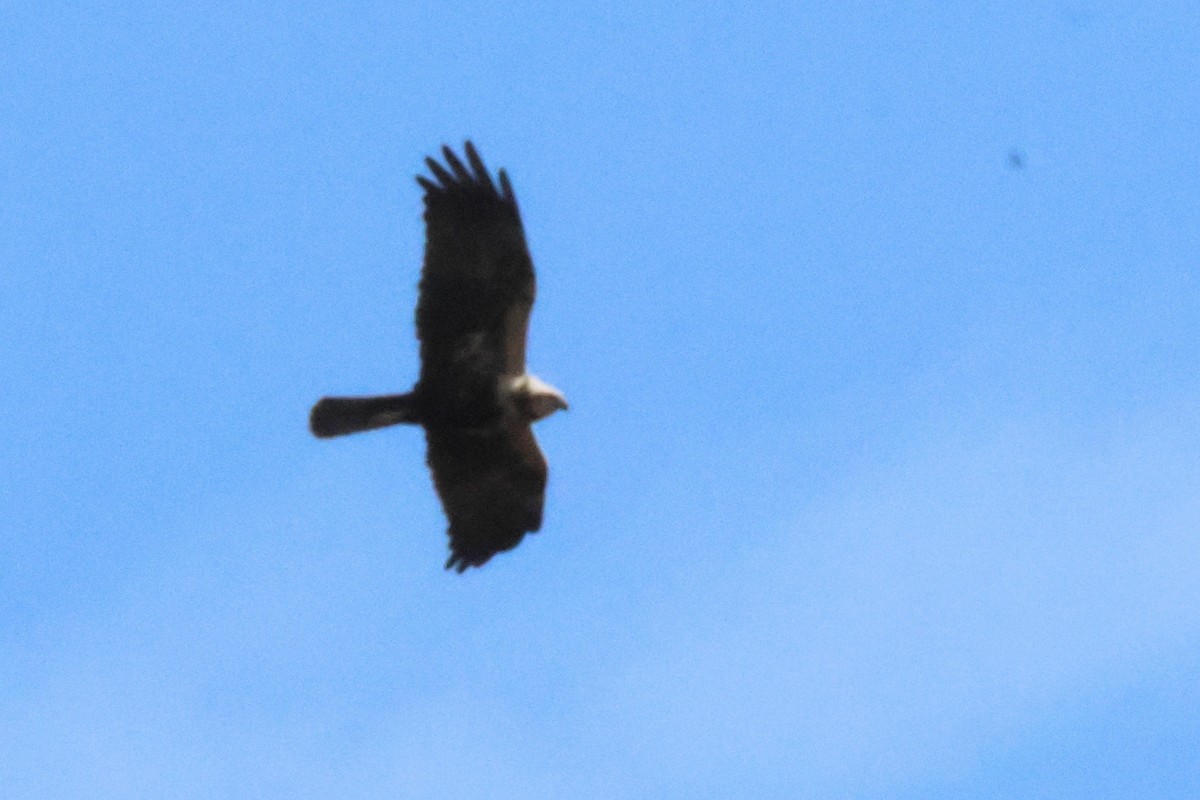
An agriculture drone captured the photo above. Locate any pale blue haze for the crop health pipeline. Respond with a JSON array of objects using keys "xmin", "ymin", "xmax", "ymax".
[{"xmin": 3, "ymin": 2, "xmax": 1199, "ymax": 797}]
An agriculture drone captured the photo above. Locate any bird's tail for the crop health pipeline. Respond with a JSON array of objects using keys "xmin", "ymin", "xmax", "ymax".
[{"xmin": 309, "ymin": 393, "xmax": 420, "ymax": 438}]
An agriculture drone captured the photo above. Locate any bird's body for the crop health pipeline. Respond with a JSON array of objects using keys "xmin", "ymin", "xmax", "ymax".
[{"xmin": 310, "ymin": 142, "xmax": 566, "ymax": 572}]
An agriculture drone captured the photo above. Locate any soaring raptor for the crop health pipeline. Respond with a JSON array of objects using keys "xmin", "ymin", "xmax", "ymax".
[{"xmin": 310, "ymin": 142, "xmax": 567, "ymax": 572}]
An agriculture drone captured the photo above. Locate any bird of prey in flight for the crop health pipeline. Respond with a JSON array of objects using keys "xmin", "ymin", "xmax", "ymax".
[{"xmin": 310, "ymin": 142, "xmax": 567, "ymax": 572}]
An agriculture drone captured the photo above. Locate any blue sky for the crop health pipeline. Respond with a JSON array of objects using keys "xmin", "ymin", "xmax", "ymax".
[{"xmin": 3, "ymin": 1, "xmax": 1199, "ymax": 797}]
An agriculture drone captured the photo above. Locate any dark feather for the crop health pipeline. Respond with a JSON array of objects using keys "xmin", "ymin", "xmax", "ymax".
[
  {"xmin": 426, "ymin": 422, "xmax": 547, "ymax": 572},
  {"xmin": 309, "ymin": 393, "xmax": 419, "ymax": 438},
  {"xmin": 312, "ymin": 142, "xmax": 556, "ymax": 572},
  {"xmin": 424, "ymin": 156, "xmax": 457, "ymax": 188},
  {"xmin": 441, "ymin": 145, "xmax": 473, "ymax": 183},
  {"xmin": 414, "ymin": 142, "xmax": 535, "ymax": 418},
  {"xmin": 498, "ymin": 169, "xmax": 515, "ymax": 203},
  {"xmin": 413, "ymin": 144, "xmax": 548, "ymax": 569},
  {"xmin": 463, "ymin": 141, "xmax": 495, "ymax": 193}
]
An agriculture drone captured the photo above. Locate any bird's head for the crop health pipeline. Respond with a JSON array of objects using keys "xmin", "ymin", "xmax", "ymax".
[{"xmin": 511, "ymin": 374, "xmax": 569, "ymax": 422}]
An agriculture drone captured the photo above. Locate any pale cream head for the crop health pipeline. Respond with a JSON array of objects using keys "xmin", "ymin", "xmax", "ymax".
[{"xmin": 508, "ymin": 373, "xmax": 569, "ymax": 422}]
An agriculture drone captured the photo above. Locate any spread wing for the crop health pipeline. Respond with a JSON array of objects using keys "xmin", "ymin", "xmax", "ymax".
[
  {"xmin": 415, "ymin": 142, "xmax": 535, "ymax": 409},
  {"xmin": 426, "ymin": 422, "xmax": 548, "ymax": 572}
]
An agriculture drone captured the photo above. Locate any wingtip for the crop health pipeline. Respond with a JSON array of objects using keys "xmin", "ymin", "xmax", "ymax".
[
  {"xmin": 463, "ymin": 140, "xmax": 496, "ymax": 192},
  {"xmin": 424, "ymin": 155, "xmax": 455, "ymax": 187},
  {"xmin": 441, "ymin": 145, "xmax": 473, "ymax": 183},
  {"xmin": 498, "ymin": 169, "xmax": 515, "ymax": 202}
]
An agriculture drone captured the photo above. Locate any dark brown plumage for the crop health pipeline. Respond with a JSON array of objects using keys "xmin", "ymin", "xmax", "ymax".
[{"xmin": 309, "ymin": 142, "xmax": 567, "ymax": 572}]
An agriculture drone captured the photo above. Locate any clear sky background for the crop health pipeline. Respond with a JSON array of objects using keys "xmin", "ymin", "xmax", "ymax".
[{"xmin": 3, "ymin": 2, "xmax": 1199, "ymax": 797}]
